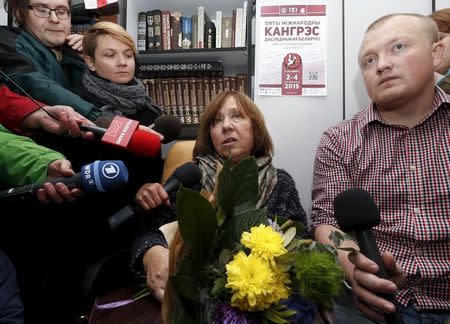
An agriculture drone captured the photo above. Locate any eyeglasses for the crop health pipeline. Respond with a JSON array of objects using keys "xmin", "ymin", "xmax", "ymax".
[{"xmin": 28, "ymin": 5, "xmax": 71, "ymax": 20}]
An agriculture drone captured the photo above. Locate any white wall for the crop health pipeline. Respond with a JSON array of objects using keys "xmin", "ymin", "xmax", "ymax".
[
  {"xmin": 435, "ymin": 0, "xmax": 449, "ymax": 10},
  {"xmin": 254, "ymin": 0, "xmax": 436, "ymax": 218},
  {"xmin": 0, "ymin": 0, "xmax": 7, "ymax": 25}
]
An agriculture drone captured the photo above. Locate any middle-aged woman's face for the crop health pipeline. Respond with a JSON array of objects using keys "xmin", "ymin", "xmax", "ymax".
[
  {"xmin": 210, "ymin": 96, "xmax": 254, "ymax": 163},
  {"xmin": 84, "ymin": 34, "xmax": 135, "ymax": 84}
]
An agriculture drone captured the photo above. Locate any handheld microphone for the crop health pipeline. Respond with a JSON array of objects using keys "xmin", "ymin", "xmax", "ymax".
[
  {"xmin": 80, "ymin": 115, "xmax": 181, "ymax": 158},
  {"xmin": 0, "ymin": 160, "xmax": 129, "ymax": 203},
  {"xmin": 149, "ymin": 115, "xmax": 182, "ymax": 144},
  {"xmin": 108, "ymin": 162, "xmax": 202, "ymax": 230},
  {"xmin": 333, "ymin": 188, "xmax": 405, "ymax": 324}
]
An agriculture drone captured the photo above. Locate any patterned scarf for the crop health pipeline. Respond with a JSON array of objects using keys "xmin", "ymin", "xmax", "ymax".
[
  {"xmin": 196, "ymin": 154, "xmax": 278, "ymax": 209},
  {"xmin": 82, "ymin": 72, "xmax": 161, "ymax": 116}
]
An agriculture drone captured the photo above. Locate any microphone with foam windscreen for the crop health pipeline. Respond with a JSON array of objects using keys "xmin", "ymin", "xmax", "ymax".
[
  {"xmin": 334, "ymin": 188, "xmax": 404, "ymax": 324},
  {"xmin": 149, "ymin": 115, "xmax": 182, "ymax": 144},
  {"xmin": 0, "ymin": 160, "xmax": 129, "ymax": 203},
  {"xmin": 108, "ymin": 161, "xmax": 202, "ymax": 230},
  {"xmin": 80, "ymin": 115, "xmax": 181, "ymax": 158}
]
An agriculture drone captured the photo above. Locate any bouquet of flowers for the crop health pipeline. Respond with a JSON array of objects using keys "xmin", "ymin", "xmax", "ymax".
[{"xmin": 161, "ymin": 157, "xmax": 344, "ymax": 324}]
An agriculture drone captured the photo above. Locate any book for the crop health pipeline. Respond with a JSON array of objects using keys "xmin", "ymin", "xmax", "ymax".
[
  {"xmin": 197, "ymin": 6, "xmax": 211, "ymax": 49},
  {"xmin": 137, "ymin": 12, "xmax": 147, "ymax": 52},
  {"xmin": 205, "ymin": 21, "xmax": 216, "ymax": 49},
  {"xmin": 234, "ymin": 8, "xmax": 243, "ymax": 47},
  {"xmin": 161, "ymin": 10, "xmax": 171, "ymax": 50},
  {"xmin": 175, "ymin": 79, "xmax": 185, "ymax": 124},
  {"xmin": 136, "ymin": 62, "xmax": 224, "ymax": 79},
  {"xmin": 181, "ymin": 17, "xmax": 192, "ymax": 49},
  {"xmin": 215, "ymin": 11, "xmax": 222, "ymax": 48},
  {"xmin": 242, "ymin": 1, "xmax": 248, "ymax": 47},
  {"xmin": 146, "ymin": 10, "xmax": 155, "ymax": 50},
  {"xmin": 196, "ymin": 77, "xmax": 205, "ymax": 119},
  {"xmin": 171, "ymin": 11, "xmax": 182, "ymax": 50},
  {"xmin": 188, "ymin": 77, "xmax": 199, "ymax": 124},
  {"xmin": 192, "ymin": 14, "xmax": 198, "ymax": 49},
  {"xmin": 182, "ymin": 78, "xmax": 192, "ymax": 124},
  {"xmin": 221, "ymin": 17, "xmax": 232, "ymax": 48},
  {"xmin": 153, "ymin": 10, "xmax": 162, "ymax": 50}
]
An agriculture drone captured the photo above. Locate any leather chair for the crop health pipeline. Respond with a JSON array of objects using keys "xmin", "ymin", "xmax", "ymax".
[{"xmin": 161, "ymin": 140, "xmax": 196, "ymax": 184}]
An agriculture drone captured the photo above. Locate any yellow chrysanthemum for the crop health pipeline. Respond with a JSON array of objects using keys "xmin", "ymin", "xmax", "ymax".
[
  {"xmin": 266, "ymin": 264, "xmax": 291, "ymax": 305},
  {"xmin": 241, "ymin": 224, "xmax": 287, "ymax": 265},
  {"xmin": 225, "ymin": 251, "xmax": 278, "ymax": 311}
]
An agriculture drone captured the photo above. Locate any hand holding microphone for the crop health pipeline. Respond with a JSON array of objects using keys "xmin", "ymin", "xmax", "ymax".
[
  {"xmin": 334, "ymin": 188, "xmax": 405, "ymax": 324},
  {"xmin": 80, "ymin": 115, "xmax": 181, "ymax": 158},
  {"xmin": 0, "ymin": 160, "xmax": 129, "ymax": 204},
  {"xmin": 108, "ymin": 162, "xmax": 202, "ymax": 230}
]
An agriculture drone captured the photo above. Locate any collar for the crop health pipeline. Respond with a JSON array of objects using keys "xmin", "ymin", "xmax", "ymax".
[{"xmin": 361, "ymin": 86, "xmax": 450, "ymax": 128}]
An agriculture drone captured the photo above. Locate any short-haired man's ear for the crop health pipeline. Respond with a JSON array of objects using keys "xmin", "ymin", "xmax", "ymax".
[
  {"xmin": 83, "ymin": 55, "xmax": 96, "ymax": 72},
  {"xmin": 432, "ymin": 41, "xmax": 445, "ymax": 70}
]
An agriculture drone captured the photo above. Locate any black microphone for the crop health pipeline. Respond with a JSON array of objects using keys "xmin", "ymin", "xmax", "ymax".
[
  {"xmin": 108, "ymin": 162, "xmax": 202, "ymax": 230},
  {"xmin": 333, "ymin": 188, "xmax": 405, "ymax": 324},
  {"xmin": 0, "ymin": 160, "xmax": 129, "ymax": 203},
  {"xmin": 149, "ymin": 115, "xmax": 182, "ymax": 144}
]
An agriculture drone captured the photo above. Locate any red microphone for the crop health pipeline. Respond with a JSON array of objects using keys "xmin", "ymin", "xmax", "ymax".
[{"xmin": 80, "ymin": 116, "xmax": 162, "ymax": 158}]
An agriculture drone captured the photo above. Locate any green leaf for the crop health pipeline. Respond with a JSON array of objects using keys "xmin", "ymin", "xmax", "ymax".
[
  {"xmin": 223, "ymin": 208, "xmax": 269, "ymax": 249},
  {"xmin": 282, "ymin": 227, "xmax": 296, "ymax": 247},
  {"xmin": 177, "ymin": 186, "xmax": 217, "ymax": 264},
  {"xmin": 211, "ymin": 276, "xmax": 227, "ymax": 297},
  {"xmin": 171, "ymin": 258, "xmax": 200, "ymax": 302},
  {"xmin": 217, "ymin": 157, "xmax": 259, "ymax": 217}
]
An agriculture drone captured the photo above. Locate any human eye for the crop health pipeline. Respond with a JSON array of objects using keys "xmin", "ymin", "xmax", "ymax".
[
  {"xmin": 393, "ymin": 43, "xmax": 405, "ymax": 52},
  {"xmin": 55, "ymin": 7, "xmax": 68, "ymax": 15},
  {"xmin": 362, "ymin": 55, "xmax": 376, "ymax": 68},
  {"xmin": 35, "ymin": 6, "xmax": 49, "ymax": 14},
  {"xmin": 231, "ymin": 112, "xmax": 242, "ymax": 121},
  {"xmin": 212, "ymin": 116, "xmax": 223, "ymax": 126}
]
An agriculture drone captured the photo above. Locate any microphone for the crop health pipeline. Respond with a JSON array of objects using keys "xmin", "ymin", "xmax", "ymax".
[
  {"xmin": 80, "ymin": 115, "xmax": 181, "ymax": 157},
  {"xmin": 149, "ymin": 115, "xmax": 182, "ymax": 144},
  {"xmin": 108, "ymin": 162, "xmax": 202, "ymax": 230},
  {"xmin": 0, "ymin": 160, "xmax": 129, "ymax": 203},
  {"xmin": 333, "ymin": 188, "xmax": 405, "ymax": 324}
]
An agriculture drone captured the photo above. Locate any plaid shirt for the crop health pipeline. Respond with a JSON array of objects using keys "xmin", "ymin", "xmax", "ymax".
[{"xmin": 311, "ymin": 87, "xmax": 450, "ymax": 310}]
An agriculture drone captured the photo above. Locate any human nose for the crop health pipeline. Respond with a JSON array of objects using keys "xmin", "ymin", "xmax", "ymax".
[
  {"xmin": 48, "ymin": 10, "xmax": 59, "ymax": 22},
  {"xmin": 376, "ymin": 54, "xmax": 392, "ymax": 74},
  {"xmin": 117, "ymin": 55, "xmax": 127, "ymax": 66},
  {"xmin": 221, "ymin": 116, "xmax": 233, "ymax": 131}
]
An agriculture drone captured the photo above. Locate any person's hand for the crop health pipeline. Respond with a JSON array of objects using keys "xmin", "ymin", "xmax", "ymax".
[
  {"xmin": 36, "ymin": 159, "xmax": 83, "ymax": 204},
  {"xmin": 135, "ymin": 183, "xmax": 170, "ymax": 211},
  {"xmin": 139, "ymin": 124, "xmax": 164, "ymax": 142},
  {"xmin": 348, "ymin": 251, "xmax": 406, "ymax": 321},
  {"xmin": 66, "ymin": 34, "xmax": 84, "ymax": 55},
  {"xmin": 143, "ymin": 245, "xmax": 169, "ymax": 302},
  {"xmin": 23, "ymin": 106, "xmax": 95, "ymax": 140}
]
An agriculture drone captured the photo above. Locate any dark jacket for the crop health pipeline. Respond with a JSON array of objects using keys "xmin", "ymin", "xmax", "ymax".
[
  {"xmin": 0, "ymin": 26, "xmax": 100, "ymax": 120},
  {"xmin": 130, "ymin": 168, "xmax": 308, "ymax": 275}
]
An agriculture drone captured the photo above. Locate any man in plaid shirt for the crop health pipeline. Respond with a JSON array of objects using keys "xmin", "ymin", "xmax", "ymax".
[{"xmin": 311, "ymin": 13, "xmax": 450, "ymax": 323}]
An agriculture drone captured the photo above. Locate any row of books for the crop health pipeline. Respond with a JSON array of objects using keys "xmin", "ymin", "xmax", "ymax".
[
  {"xmin": 137, "ymin": 2, "xmax": 248, "ymax": 52},
  {"xmin": 142, "ymin": 75, "xmax": 248, "ymax": 125}
]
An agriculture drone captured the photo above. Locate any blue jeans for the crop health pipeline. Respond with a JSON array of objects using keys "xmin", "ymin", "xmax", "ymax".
[{"xmin": 335, "ymin": 287, "xmax": 450, "ymax": 324}]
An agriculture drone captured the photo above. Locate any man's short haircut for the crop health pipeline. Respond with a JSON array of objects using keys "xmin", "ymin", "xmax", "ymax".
[
  {"xmin": 4, "ymin": 0, "xmax": 72, "ymax": 25},
  {"xmin": 366, "ymin": 13, "xmax": 439, "ymax": 43},
  {"xmin": 82, "ymin": 21, "xmax": 137, "ymax": 59},
  {"xmin": 430, "ymin": 8, "xmax": 450, "ymax": 33}
]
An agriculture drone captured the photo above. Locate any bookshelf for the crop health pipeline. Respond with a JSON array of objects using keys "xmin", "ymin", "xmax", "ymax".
[{"xmin": 122, "ymin": 0, "xmax": 253, "ymax": 139}]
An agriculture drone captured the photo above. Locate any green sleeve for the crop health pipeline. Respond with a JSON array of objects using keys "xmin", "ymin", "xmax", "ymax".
[{"xmin": 0, "ymin": 125, "xmax": 65, "ymax": 187}]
